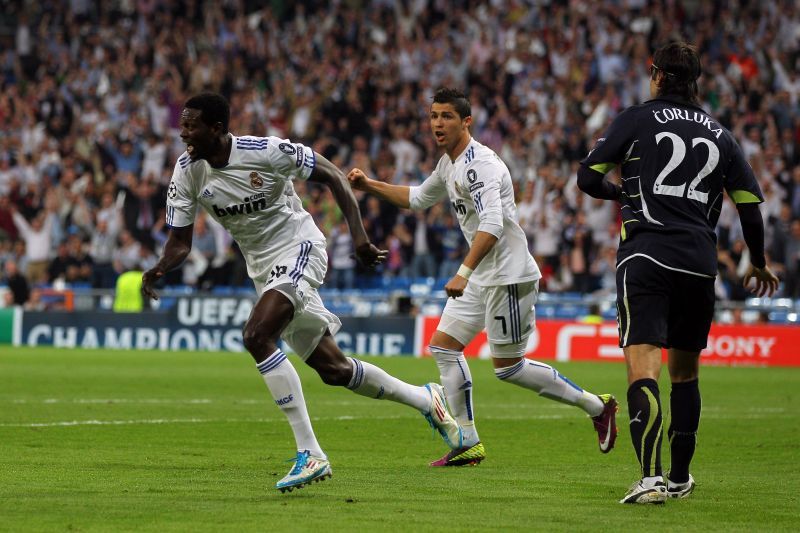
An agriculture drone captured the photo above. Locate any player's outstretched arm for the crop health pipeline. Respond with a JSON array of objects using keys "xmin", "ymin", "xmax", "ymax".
[
  {"xmin": 142, "ymin": 225, "xmax": 193, "ymax": 300},
  {"xmin": 347, "ymin": 168, "xmax": 411, "ymax": 209},
  {"xmin": 310, "ymin": 156, "xmax": 388, "ymax": 268},
  {"xmin": 736, "ymin": 202, "xmax": 779, "ymax": 297}
]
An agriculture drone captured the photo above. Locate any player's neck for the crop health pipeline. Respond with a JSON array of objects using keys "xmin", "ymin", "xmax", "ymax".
[
  {"xmin": 207, "ymin": 134, "xmax": 232, "ymax": 168},
  {"xmin": 447, "ymin": 134, "xmax": 472, "ymax": 162}
]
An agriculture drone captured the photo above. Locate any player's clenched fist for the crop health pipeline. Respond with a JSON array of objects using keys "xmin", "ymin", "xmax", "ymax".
[
  {"xmin": 347, "ymin": 168, "xmax": 369, "ymax": 190},
  {"xmin": 444, "ymin": 275, "xmax": 468, "ymax": 298}
]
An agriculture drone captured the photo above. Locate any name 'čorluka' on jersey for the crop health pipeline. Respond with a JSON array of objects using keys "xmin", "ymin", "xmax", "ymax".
[{"xmin": 581, "ymin": 95, "xmax": 763, "ymax": 278}]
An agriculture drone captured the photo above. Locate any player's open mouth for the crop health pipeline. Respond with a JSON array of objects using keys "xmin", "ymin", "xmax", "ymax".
[{"xmin": 434, "ymin": 131, "xmax": 446, "ymax": 141}]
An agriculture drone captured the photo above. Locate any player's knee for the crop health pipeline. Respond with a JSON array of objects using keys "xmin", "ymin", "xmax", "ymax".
[
  {"xmin": 241, "ymin": 324, "xmax": 280, "ymax": 360},
  {"xmin": 493, "ymin": 360, "xmax": 524, "ymax": 381},
  {"xmin": 671, "ymin": 369, "xmax": 698, "ymax": 382},
  {"xmin": 429, "ymin": 345, "xmax": 462, "ymax": 363}
]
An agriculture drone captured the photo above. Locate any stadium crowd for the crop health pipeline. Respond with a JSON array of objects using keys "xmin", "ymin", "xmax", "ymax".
[{"xmin": 1, "ymin": 0, "xmax": 799, "ymax": 309}]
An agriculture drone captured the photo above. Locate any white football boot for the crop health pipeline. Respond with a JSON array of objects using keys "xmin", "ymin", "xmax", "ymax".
[{"xmin": 276, "ymin": 450, "xmax": 332, "ymax": 493}]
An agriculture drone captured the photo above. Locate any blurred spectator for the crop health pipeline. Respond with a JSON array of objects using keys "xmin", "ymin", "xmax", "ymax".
[
  {"xmin": 90, "ymin": 219, "xmax": 119, "ymax": 289},
  {"xmin": 784, "ymin": 220, "xmax": 800, "ymax": 298},
  {"xmin": 590, "ymin": 246, "xmax": 618, "ymax": 295},
  {"xmin": 327, "ymin": 220, "xmax": 356, "ymax": 290},
  {"xmin": 113, "ymin": 230, "xmax": 142, "ymax": 274},
  {"xmin": 517, "ymin": 182, "xmax": 538, "ymax": 249},
  {"xmin": 11, "ymin": 205, "xmax": 55, "ymax": 285},
  {"xmin": 141, "ymin": 133, "xmax": 169, "ymax": 184},
  {"xmin": 435, "ymin": 211, "xmax": 465, "ymax": 280},
  {"xmin": 2, "ymin": 259, "xmax": 30, "ymax": 306},
  {"xmin": 113, "ymin": 269, "xmax": 144, "ymax": 313},
  {"xmin": 408, "ymin": 211, "xmax": 437, "ymax": 279},
  {"xmin": 386, "ymin": 223, "xmax": 413, "ymax": 277},
  {"xmin": 562, "ymin": 211, "xmax": 594, "ymax": 293},
  {"xmin": 0, "ymin": 196, "xmax": 17, "ymax": 241},
  {"xmin": 122, "ymin": 174, "xmax": 162, "ymax": 246},
  {"xmin": 64, "ymin": 234, "xmax": 94, "ymax": 284},
  {"xmin": 580, "ymin": 303, "xmax": 603, "ymax": 324},
  {"xmin": 47, "ymin": 242, "xmax": 71, "ymax": 283}
]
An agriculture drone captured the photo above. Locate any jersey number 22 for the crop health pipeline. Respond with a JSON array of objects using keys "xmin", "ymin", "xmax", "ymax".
[{"xmin": 653, "ymin": 132, "xmax": 719, "ymax": 204}]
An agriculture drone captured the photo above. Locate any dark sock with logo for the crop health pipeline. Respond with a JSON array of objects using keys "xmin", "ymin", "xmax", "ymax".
[
  {"xmin": 668, "ymin": 379, "xmax": 701, "ymax": 483},
  {"xmin": 627, "ymin": 378, "xmax": 663, "ymax": 478}
]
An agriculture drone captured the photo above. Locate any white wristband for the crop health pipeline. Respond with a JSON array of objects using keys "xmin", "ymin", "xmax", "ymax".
[{"xmin": 457, "ymin": 264, "xmax": 473, "ymax": 280}]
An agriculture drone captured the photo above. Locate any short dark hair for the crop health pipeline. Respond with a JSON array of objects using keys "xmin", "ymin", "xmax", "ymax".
[
  {"xmin": 184, "ymin": 92, "xmax": 230, "ymax": 132},
  {"xmin": 433, "ymin": 88, "xmax": 471, "ymax": 119},
  {"xmin": 652, "ymin": 42, "xmax": 701, "ymax": 104}
]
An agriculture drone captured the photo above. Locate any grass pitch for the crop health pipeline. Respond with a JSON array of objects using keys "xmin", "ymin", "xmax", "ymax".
[{"xmin": 1, "ymin": 347, "xmax": 798, "ymax": 532}]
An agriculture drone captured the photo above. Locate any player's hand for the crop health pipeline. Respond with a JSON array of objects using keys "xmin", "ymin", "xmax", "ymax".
[
  {"xmin": 141, "ymin": 268, "xmax": 165, "ymax": 300},
  {"xmin": 445, "ymin": 275, "xmax": 468, "ymax": 298},
  {"xmin": 742, "ymin": 264, "xmax": 779, "ymax": 298},
  {"xmin": 353, "ymin": 241, "xmax": 388, "ymax": 269},
  {"xmin": 346, "ymin": 168, "xmax": 369, "ymax": 191}
]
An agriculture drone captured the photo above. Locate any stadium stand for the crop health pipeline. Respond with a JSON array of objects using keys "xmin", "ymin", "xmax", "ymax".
[{"xmin": 0, "ymin": 1, "xmax": 798, "ymax": 322}]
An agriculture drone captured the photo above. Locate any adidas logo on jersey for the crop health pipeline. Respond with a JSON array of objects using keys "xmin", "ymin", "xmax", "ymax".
[
  {"xmin": 212, "ymin": 195, "xmax": 267, "ymax": 218},
  {"xmin": 201, "ymin": 188, "xmax": 214, "ymax": 199}
]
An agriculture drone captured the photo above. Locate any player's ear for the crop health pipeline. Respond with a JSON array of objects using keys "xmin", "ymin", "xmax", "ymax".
[{"xmin": 463, "ymin": 115, "xmax": 473, "ymax": 128}]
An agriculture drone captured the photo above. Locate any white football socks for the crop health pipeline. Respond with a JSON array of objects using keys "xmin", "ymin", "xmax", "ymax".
[
  {"xmin": 346, "ymin": 358, "xmax": 430, "ymax": 412},
  {"xmin": 257, "ymin": 349, "xmax": 325, "ymax": 459},
  {"xmin": 494, "ymin": 359, "xmax": 604, "ymax": 416},
  {"xmin": 429, "ymin": 345, "xmax": 479, "ymax": 446}
]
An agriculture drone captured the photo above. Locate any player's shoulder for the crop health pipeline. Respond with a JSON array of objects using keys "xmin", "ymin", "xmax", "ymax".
[
  {"xmin": 234, "ymin": 134, "xmax": 270, "ymax": 152},
  {"xmin": 467, "ymin": 139, "xmax": 509, "ymax": 171},
  {"xmin": 610, "ymin": 102, "xmax": 650, "ymax": 126},
  {"xmin": 173, "ymin": 151, "xmax": 201, "ymax": 176}
]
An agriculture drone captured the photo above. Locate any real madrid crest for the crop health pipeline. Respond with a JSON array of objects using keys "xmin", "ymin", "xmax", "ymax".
[{"xmin": 250, "ymin": 172, "xmax": 263, "ymax": 189}]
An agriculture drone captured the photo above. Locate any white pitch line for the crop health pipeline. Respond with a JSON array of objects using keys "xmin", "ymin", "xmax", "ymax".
[
  {"xmin": 3, "ymin": 399, "xmax": 789, "ymax": 413},
  {"xmin": 11, "ymin": 398, "xmax": 215, "ymax": 405},
  {"xmin": 0, "ymin": 410, "xmax": 792, "ymax": 429},
  {"xmin": 0, "ymin": 414, "xmax": 567, "ymax": 428}
]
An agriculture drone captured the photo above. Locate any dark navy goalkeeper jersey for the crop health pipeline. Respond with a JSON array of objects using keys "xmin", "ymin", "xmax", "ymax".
[{"xmin": 581, "ymin": 95, "xmax": 763, "ymax": 277}]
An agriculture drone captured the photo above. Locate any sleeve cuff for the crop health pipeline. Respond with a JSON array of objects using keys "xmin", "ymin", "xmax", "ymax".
[{"xmin": 477, "ymin": 221, "xmax": 503, "ymax": 238}]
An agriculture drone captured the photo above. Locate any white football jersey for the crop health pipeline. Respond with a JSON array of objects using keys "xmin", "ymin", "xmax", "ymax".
[
  {"xmin": 409, "ymin": 137, "xmax": 540, "ymax": 286},
  {"xmin": 165, "ymin": 134, "xmax": 325, "ymax": 283}
]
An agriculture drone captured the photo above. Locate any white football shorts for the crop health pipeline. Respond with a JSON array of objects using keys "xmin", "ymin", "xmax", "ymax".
[
  {"xmin": 438, "ymin": 280, "xmax": 538, "ymax": 347},
  {"xmin": 253, "ymin": 240, "xmax": 341, "ymax": 360}
]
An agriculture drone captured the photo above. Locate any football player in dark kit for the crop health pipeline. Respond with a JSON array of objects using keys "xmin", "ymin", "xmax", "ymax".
[{"xmin": 577, "ymin": 42, "xmax": 779, "ymax": 504}]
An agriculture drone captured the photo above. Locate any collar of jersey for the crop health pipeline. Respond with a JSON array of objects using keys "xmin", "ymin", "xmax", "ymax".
[
  {"xmin": 452, "ymin": 136, "xmax": 475, "ymax": 164},
  {"xmin": 646, "ymin": 95, "xmax": 707, "ymax": 113}
]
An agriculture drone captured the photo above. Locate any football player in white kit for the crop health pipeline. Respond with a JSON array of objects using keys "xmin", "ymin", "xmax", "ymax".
[
  {"xmin": 141, "ymin": 93, "xmax": 462, "ymax": 493},
  {"xmin": 348, "ymin": 88, "xmax": 619, "ymax": 467}
]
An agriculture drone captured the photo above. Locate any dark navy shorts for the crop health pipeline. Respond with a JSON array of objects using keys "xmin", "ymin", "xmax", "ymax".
[{"xmin": 615, "ymin": 256, "xmax": 715, "ymax": 351}]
